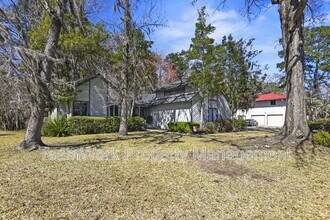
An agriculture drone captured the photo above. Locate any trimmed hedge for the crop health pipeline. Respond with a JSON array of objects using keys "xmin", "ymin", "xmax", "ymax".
[
  {"xmin": 68, "ymin": 116, "xmax": 120, "ymax": 135},
  {"xmin": 308, "ymin": 119, "xmax": 330, "ymax": 132},
  {"xmin": 127, "ymin": 117, "xmax": 145, "ymax": 131},
  {"xmin": 168, "ymin": 122, "xmax": 200, "ymax": 133},
  {"xmin": 312, "ymin": 131, "xmax": 330, "ymax": 147},
  {"xmin": 203, "ymin": 119, "xmax": 247, "ymax": 134},
  {"xmin": 68, "ymin": 116, "xmax": 145, "ymax": 135}
]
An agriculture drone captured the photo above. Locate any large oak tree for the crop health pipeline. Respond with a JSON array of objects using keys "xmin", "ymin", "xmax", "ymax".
[{"xmin": 0, "ymin": 0, "xmax": 85, "ymax": 150}]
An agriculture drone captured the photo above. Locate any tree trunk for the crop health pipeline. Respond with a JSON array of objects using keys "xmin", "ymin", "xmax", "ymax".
[
  {"xmin": 200, "ymin": 99, "xmax": 204, "ymax": 130},
  {"xmin": 279, "ymin": 0, "xmax": 310, "ymax": 144},
  {"xmin": 118, "ymin": 0, "xmax": 132, "ymax": 136},
  {"xmin": 119, "ymin": 96, "xmax": 128, "ymax": 136},
  {"xmin": 130, "ymin": 100, "xmax": 135, "ymax": 117},
  {"xmin": 17, "ymin": 90, "xmax": 46, "ymax": 150},
  {"xmin": 17, "ymin": 3, "xmax": 65, "ymax": 150}
]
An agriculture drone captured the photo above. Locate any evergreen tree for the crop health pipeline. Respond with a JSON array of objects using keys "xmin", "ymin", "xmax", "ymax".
[
  {"xmin": 188, "ymin": 6, "xmax": 223, "ymax": 128},
  {"xmin": 216, "ymin": 35, "xmax": 265, "ymax": 117}
]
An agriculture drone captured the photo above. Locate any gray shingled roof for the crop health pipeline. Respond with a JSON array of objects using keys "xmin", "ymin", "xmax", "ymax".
[
  {"xmin": 149, "ymin": 92, "xmax": 197, "ymax": 105},
  {"xmin": 154, "ymin": 78, "xmax": 189, "ymax": 92}
]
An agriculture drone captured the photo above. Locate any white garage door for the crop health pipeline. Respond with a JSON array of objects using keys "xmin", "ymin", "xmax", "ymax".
[
  {"xmin": 251, "ymin": 115, "xmax": 266, "ymax": 126},
  {"xmin": 267, "ymin": 114, "xmax": 284, "ymax": 127}
]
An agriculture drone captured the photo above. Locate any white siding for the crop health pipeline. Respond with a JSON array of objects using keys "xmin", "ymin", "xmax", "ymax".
[
  {"xmin": 76, "ymin": 82, "xmax": 89, "ymax": 101},
  {"xmin": 90, "ymin": 77, "xmax": 108, "ymax": 116},
  {"xmin": 191, "ymin": 97, "xmax": 205, "ymax": 124},
  {"xmin": 216, "ymin": 96, "xmax": 231, "ymax": 119},
  {"xmin": 176, "ymin": 109, "xmax": 191, "ymax": 122}
]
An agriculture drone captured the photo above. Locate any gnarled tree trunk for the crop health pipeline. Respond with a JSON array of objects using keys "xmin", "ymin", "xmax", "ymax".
[
  {"xmin": 278, "ymin": 0, "xmax": 310, "ymax": 144},
  {"xmin": 18, "ymin": 78, "xmax": 47, "ymax": 149},
  {"xmin": 17, "ymin": 2, "xmax": 65, "ymax": 150}
]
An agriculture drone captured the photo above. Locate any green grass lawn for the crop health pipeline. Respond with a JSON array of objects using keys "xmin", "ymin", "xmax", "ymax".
[{"xmin": 0, "ymin": 130, "xmax": 329, "ymax": 219}]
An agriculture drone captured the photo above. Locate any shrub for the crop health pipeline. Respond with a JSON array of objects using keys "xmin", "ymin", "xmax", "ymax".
[
  {"xmin": 68, "ymin": 116, "xmax": 120, "ymax": 135},
  {"xmin": 312, "ymin": 131, "xmax": 330, "ymax": 147},
  {"xmin": 215, "ymin": 119, "xmax": 233, "ymax": 132},
  {"xmin": 211, "ymin": 119, "xmax": 246, "ymax": 133},
  {"xmin": 43, "ymin": 117, "xmax": 70, "ymax": 137},
  {"xmin": 232, "ymin": 118, "xmax": 247, "ymax": 132},
  {"xmin": 308, "ymin": 119, "xmax": 330, "ymax": 132},
  {"xmin": 127, "ymin": 117, "xmax": 145, "ymax": 131},
  {"xmin": 168, "ymin": 122, "xmax": 200, "ymax": 133},
  {"xmin": 203, "ymin": 122, "xmax": 217, "ymax": 134}
]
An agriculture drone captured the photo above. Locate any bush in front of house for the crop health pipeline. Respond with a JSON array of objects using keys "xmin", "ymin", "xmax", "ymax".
[
  {"xmin": 68, "ymin": 116, "xmax": 120, "ymax": 135},
  {"xmin": 203, "ymin": 122, "xmax": 218, "ymax": 134},
  {"xmin": 168, "ymin": 122, "xmax": 200, "ymax": 133},
  {"xmin": 312, "ymin": 131, "xmax": 330, "ymax": 147},
  {"xmin": 203, "ymin": 119, "xmax": 246, "ymax": 134},
  {"xmin": 308, "ymin": 119, "xmax": 330, "ymax": 132},
  {"xmin": 127, "ymin": 116, "xmax": 145, "ymax": 131},
  {"xmin": 215, "ymin": 119, "xmax": 233, "ymax": 132},
  {"xmin": 232, "ymin": 118, "xmax": 247, "ymax": 132},
  {"xmin": 43, "ymin": 117, "xmax": 70, "ymax": 137}
]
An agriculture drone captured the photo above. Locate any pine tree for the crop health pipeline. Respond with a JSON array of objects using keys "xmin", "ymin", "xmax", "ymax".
[{"xmin": 188, "ymin": 6, "xmax": 222, "ymax": 128}]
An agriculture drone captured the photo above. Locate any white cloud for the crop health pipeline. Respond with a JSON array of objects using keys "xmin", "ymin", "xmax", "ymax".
[
  {"xmin": 152, "ymin": 3, "xmax": 285, "ymax": 75},
  {"xmin": 257, "ymin": 15, "xmax": 266, "ymax": 22},
  {"xmin": 155, "ymin": 7, "xmax": 246, "ymax": 53}
]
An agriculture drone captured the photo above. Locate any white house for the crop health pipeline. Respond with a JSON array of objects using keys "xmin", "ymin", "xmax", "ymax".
[
  {"xmin": 51, "ymin": 75, "xmax": 232, "ymax": 129},
  {"xmin": 236, "ymin": 93, "xmax": 287, "ymax": 127},
  {"xmin": 147, "ymin": 80, "xmax": 231, "ymax": 129}
]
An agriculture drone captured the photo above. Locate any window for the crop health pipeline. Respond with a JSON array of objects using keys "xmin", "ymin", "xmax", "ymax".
[
  {"xmin": 140, "ymin": 107, "xmax": 148, "ymax": 119},
  {"xmin": 208, "ymin": 99, "xmax": 218, "ymax": 122},
  {"xmin": 109, "ymin": 105, "xmax": 119, "ymax": 116},
  {"xmin": 270, "ymin": 100, "xmax": 276, "ymax": 106},
  {"xmin": 208, "ymin": 108, "xmax": 218, "ymax": 122},
  {"xmin": 133, "ymin": 107, "xmax": 148, "ymax": 119},
  {"xmin": 73, "ymin": 101, "xmax": 89, "ymax": 116}
]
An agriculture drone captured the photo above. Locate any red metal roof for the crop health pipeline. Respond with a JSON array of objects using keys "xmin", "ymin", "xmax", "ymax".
[{"xmin": 256, "ymin": 93, "xmax": 286, "ymax": 101}]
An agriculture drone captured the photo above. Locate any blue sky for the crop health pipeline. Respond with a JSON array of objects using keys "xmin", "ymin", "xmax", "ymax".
[
  {"xmin": 1, "ymin": 0, "xmax": 329, "ymax": 76},
  {"xmin": 148, "ymin": 0, "xmax": 330, "ymax": 76}
]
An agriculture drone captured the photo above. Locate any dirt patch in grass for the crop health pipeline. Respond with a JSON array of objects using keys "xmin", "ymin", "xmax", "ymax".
[{"xmin": 198, "ymin": 160, "xmax": 275, "ymax": 182}]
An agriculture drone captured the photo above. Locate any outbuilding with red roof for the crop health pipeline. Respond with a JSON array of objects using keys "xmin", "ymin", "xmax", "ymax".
[{"xmin": 236, "ymin": 93, "xmax": 287, "ymax": 127}]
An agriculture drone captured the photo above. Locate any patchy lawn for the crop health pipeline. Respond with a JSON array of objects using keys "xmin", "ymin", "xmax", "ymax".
[{"xmin": 0, "ymin": 130, "xmax": 329, "ymax": 219}]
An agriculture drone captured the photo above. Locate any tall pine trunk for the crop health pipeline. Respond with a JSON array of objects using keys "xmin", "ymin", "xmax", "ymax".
[
  {"xmin": 279, "ymin": 0, "xmax": 310, "ymax": 143},
  {"xmin": 17, "ymin": 3, "xmax": 64, "ymax": 150}
]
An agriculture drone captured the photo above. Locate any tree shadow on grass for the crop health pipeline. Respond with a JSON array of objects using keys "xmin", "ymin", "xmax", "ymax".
[
  {"xmin": 247, "ymin": 126, "xmax": 281, "ymax": 133},
  {"xmin": 0, "ymin": 133, "xmax": 15, "ymax": 137},
  {"xmin": 45, "ymin": 131, "xmax": 185, "ymax": 149},
  {"xmin": 143, "ymin": 132, "xmax": 184, "ymax": 144},
  {"xmin": 46, "ymin": 138, "xmax": 118, "ymax": 149},
  {"xmin": 195, "ymin": 135, "xmax": 254, "ymax": 151}
]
